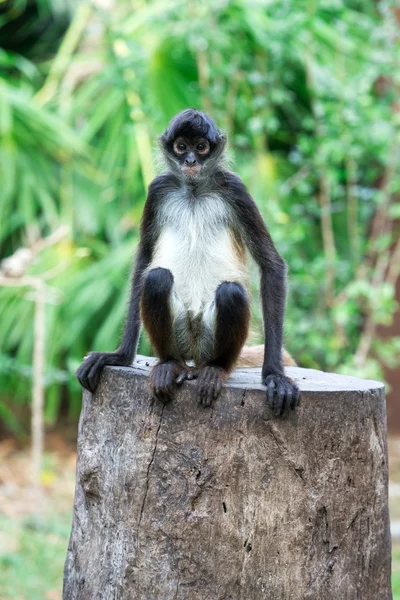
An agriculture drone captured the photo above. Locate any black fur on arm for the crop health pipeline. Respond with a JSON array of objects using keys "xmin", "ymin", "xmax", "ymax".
[
  {"xmin": 215, "ymin": 170, "xmax": 299, "ymax": 415},
  {"xmin": 76, "ymin": 174, "xmax": 173, "ymax": 393}
]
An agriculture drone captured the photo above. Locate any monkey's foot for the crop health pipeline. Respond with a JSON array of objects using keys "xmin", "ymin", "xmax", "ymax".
[
  {"xmin": 150, "ymin": 360, "xmax": 187, "ymax": 404},
  {"xmin": 196, "ymin": 365, "xmax": 227, "ymax": 408},
  {"xmin": 263, "ymin": 373, "xmax": 300, "ymax": 417}
]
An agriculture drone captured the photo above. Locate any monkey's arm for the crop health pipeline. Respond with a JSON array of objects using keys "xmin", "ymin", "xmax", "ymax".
[
  {"xmin": 221, "ymin": 171, "xmax": 300, "ymax": 415},
  {"xmin": 76, "ymin": 177, "xmax": 164, "ymax": 392},
  {"xmin": 76, "ymin": 242, "xmax": 150, "ymax": 393}
]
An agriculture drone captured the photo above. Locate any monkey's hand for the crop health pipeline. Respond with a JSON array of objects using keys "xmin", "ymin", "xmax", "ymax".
[
  {"xmin": 76, "ymin": 351, "xmax": 130, "ymax": 393},
  {"xmin": 263, "ymin": 373, "xmax": 300, "ymax": 417}
]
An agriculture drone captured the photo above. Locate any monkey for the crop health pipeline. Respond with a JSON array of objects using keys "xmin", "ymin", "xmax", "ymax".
[{"xmin": 76, "ymin": 109, "xmax": 300, "ymax": 416}]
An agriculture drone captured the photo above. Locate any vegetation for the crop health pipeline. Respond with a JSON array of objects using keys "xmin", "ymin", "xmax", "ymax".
[
  {"xmin": 0, "ymin": 510, "xmax": 71, "ymax": 599},
  {"xmin": 1, "ymin": 0, "xmax": 400, "ymax": 433}
]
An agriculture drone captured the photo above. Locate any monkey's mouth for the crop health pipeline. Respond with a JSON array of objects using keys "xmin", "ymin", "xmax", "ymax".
[{"xmin": 182, "ymin": 165, "xmax": 201, "ymax": 177}]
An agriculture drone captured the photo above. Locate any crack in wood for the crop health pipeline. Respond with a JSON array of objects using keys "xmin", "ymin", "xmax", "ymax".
[
  {"xmin": 267, "ymin": 422, "xmax": 306, "ymax": 482},
  {"xmin": 137, "ymin": 404, "xmax": 165, "ymax": 545},
  {"xmin": 240, "ymin": 388, "xmax": 247, "ymax": 406},
  {"xmin": 64, "ymin": 367, "xmax": 391, "ymax": 599}
]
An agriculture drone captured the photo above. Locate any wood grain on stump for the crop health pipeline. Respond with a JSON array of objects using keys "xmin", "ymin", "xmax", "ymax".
[{"xmin": 63, "ymin": 357, "xmax": 392, "ymax": 600}]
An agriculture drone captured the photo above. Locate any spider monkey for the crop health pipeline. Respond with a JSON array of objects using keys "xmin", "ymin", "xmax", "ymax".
[{"xmin": 77, "ymin": 109, "xmax": 300, "ymax": 416}]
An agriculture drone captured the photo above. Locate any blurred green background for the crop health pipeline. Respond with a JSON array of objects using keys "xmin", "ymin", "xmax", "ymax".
[{"xmin": 1, "ymin": 0, "xmax": 400, "ymax": 598}]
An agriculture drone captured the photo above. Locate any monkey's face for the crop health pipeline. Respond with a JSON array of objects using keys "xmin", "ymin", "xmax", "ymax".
[
  {"xmin": 160, "ymin": 109, "xmax": 227, "ymax": 179},
  {"xmin": 171, "ymin": 136, "xmax": 211, "ymax": 178}
]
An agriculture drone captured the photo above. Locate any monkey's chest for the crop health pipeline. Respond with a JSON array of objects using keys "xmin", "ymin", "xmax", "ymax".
[{"xmin": 149, "ymin": 224, "xmax": 247, "ymax": 315}]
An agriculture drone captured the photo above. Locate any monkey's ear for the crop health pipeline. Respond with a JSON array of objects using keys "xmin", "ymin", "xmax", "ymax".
[
  {"xmin": 217, "ymin": 131, "xmax": 227, "ymax": 145},
  {"xmin": 159, "ymin": 132, "xmax": 168, "ymax": 147}
]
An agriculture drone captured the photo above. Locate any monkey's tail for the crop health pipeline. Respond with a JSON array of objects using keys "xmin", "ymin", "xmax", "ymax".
[{"xmin": 237, "ymin": 345, "xmax": 297, "ymax": 368}]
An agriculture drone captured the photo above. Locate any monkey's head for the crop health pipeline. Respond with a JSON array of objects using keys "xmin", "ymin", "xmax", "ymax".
[{"xmin": 160, "ymin": 109, "xmax": 226, "ymax": 180}]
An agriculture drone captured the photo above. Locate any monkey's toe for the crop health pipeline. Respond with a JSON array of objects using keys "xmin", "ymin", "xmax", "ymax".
[
  {"xmin": 150, "ymin": 360, "xmax": 186, "ymax": 403},
  {"xmin": 196, "ymin": 366, "xmax": 226, "ymax": 407},
  {"xmin": 264, "ymin": 374, "xmax": 300, "ymax": 417},
  {"xmin": 175, "ymin": 367, "xmax": 198, "ymax": 385}
]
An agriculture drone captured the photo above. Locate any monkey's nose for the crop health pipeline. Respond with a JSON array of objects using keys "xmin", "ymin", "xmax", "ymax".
[{"xmin": 185, "ymin": 157, "xmax": 197, "ymax": 166}]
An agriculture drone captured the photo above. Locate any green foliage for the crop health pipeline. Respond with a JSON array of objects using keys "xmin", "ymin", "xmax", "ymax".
[
  {"xmin": 1, "ymin": 0, "xmax": 400, "ymax": 432},
  {"xmin": 0, "ymin": 510, "xmax": 71, "ymax": 599},
  {"xmin": 393, "ymin": 544, "xmax": 400, "ymax": 600}
]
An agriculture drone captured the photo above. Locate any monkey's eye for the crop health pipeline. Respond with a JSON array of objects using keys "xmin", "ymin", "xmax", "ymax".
[
  {"xmin": 173, "ymin": 141, "xmax": 187, "ymax": 155},
  {"xmin": 196, "ymin": 141, "xmax": 210, "ymax": 155}
]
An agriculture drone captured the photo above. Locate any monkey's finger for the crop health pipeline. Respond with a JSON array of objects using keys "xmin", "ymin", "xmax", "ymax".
[
  {"xmin": 206, "ymin": 370, "xmax": 216, "ymax": 387},
  {"xmin": 162, "ymin": 368, "xmax": 173, "ymax": 393},
  {"xmin": 87, "ymin": 358, "xmax": 105, "ymax": 393},
  {"xmin": 154, "ymin": 365, "xmax": 168, "ymax": 390},
  {"xmin": 76, "ymin": 364, "xmax": 87, "ymax": 386},
  {"xmin": 266, "ymin": 380, "xmax": 276, "ymax": 408},
  {"xmin": 196, "ymin": 372, "xmax": 205, "ymax": 387},
  {"xmin": 213, "ymin": 377, "xmax": 223, "ymax": 400},
  {"xmin": 197, "ymin": 381, "xmax": 210, "ymax": 407},
  {"xmin": 285, "ymin": 391, "xmax": 293, "ymax": 415},
  {"xmin": 151, "ymin": 377, "xmax": 169, "ymax": 401},
  {"xmin": 155, "ymin": 381, "xmax": 169, "ymax": 399},
  {"xmin": 198, "ymin": 368, "xmax": 211, "ymax": 385},
  {"xmin": 284, "ymin": 393, "xmax": 294, "ymax": 416},
  {"xmin": 197, "ymin": 383, "xmax": 206, "ymax": 406},
  {"xmin": 166, "ymin": 364, "xmax": 179, "ymax": 392},
  {"xmin": 76, "ymin": 355, "xmax": 92, "ymax": 377},
  {"xmin": 76, "ymin": 371, "xmax": 88, "ymax": 390},
  {"xmin": 272, "ymin": 391, "xmax": 282, "ymax": 415},
  {"xmin": 208, "ymin": 379, "xmax": 217, "ymax": 401},
  {"xmin": 77, "ymin": 355, "xmax": 98, "ymax": 392},
  {"xmin": 201, "ymin": 387, "xmax": 213, "ymax": 407},
  {"xmin": 186, "ymin": 370, "xmax": 199, "ymax": 380},
  {"xmin": 290, "ymin": 386, "xmax": 301, "ymax": 410},
  {"xmin": 152, "ymin": 364, "xmax": 177, "ymax": 402},
  {"xmin": 275, "ymin": 381, "xmax": 287, "ymax": 416},
  {"xmin": 204, "ymin": 395, "xmax": 213, "ymax": 407},
  {"xmin": 157, "ymin": 366, "xmax": 168, "ymax": 391},
  {"xmin": 272, "ymin": 396, "xmax": 283, "ymax": 417},
  {"xmin": 87, "ymin": 365, "xmax": 100, "ymax": 392}
]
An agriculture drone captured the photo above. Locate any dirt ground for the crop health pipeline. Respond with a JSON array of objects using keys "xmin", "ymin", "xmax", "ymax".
[{"xmin": 0, "ymin": 432, "xmax": 77, "ymax": 520}]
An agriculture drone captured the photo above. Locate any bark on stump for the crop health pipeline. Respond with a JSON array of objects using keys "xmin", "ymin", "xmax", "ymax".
[{"xmin": 63, "ymin": 356, "xmax": 392, "ymax": 600}]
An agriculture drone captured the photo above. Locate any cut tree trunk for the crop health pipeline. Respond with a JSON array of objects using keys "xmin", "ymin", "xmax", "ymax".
[{"xmin": 63, "ymin": 357, "xmax": 392, "ymax": 600}]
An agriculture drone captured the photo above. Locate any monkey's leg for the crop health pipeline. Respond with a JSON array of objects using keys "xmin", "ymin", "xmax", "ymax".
[
  {"xmin": 141, "ymin": 267, "xmax": 187, "ymax": 403},
  {"xmin": 197, "ymin": 281, "xmax": 250, "ymax": 407}
]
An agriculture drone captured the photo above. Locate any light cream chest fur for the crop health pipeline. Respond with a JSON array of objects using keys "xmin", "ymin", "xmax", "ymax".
[{"xmin": 147, "ymin": 190, "xmax": 248, "ymax": 315}]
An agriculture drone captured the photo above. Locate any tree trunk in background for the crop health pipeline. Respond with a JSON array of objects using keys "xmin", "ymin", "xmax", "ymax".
[
  {"xmin": 379, "ymin": 276, "xmax": 400, "ymax": 432},
  {"xmin": 63, "ymin": 357, "xmax": 392, "ymax": 600}
]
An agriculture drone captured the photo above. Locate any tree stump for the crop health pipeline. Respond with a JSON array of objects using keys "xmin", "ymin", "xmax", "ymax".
[{"xmin": 63, "ymin": 357, "xmax": 392, "ymax": 600}]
